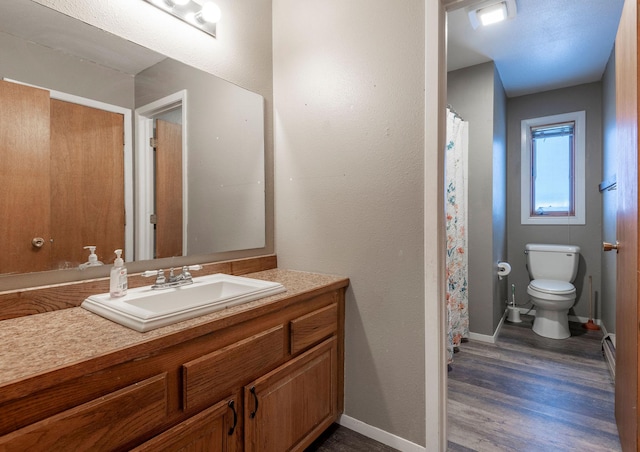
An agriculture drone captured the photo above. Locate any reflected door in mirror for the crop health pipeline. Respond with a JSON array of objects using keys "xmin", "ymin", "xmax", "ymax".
[
  {"xmin": 50, "ymin": 100, "xmax": 125, "ymax": 268},
  {"xmin": 155, "ymin": 119, "xmax": 183, "ymax": 258},
  {"xmin": 0, "ymin": 80, "xmax": 51, "ymax": 273},
  {"xmin": 0, "ymin": 80, "xmax": 125, "ymax": 273}
]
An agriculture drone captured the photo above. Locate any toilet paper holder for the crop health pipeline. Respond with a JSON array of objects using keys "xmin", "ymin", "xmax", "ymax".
[{"xmin": 497, "ymin": 261, "xmax": 511, "ymax": 280}]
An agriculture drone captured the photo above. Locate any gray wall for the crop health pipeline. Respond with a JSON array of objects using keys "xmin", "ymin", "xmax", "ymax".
[
  {"xmin": 273, "ymin": 0, "xmax": 427, "ymax": 445},
  {"xmin": 493, "ymin": 65, "xmax": 509, "ymax": 330},
  {"xmin": 507, "ymin": 83, "xmax": 603, "ymax": 320},
  {"xmin": 601, "ymin": 49, "xmax": 617, "ymax": 332},
  {"xmin": 447, "ymin": 62, "xmax": 508, "ymax": 337}
]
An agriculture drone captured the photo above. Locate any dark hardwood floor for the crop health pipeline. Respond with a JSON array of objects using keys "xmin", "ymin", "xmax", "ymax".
[
  {"xmin": 448, "ymin": 315, "xmax": 620, "ymax": 451},
  {"xmin": 308, "ymin": 315, "xmax": 618, "ymax": 451},
  {"xmin": 305, "ymin": 423, "xmax": 398, "ymax": 451}
]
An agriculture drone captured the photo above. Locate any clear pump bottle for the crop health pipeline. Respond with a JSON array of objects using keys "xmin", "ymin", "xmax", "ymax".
[{"xmin": 109, "ymin": 249, "xmax": 128, "ymax": 298}]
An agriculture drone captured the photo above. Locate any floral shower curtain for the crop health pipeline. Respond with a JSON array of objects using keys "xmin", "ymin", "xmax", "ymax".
[{"xmin": 446, "ymin": 107, "xmax": 469, "ymax": 364}]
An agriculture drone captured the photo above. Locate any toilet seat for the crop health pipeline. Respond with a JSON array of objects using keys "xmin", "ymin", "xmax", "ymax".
[{"xmin": 529, "ymin": 279, "xmax": 575, "ymax": 295}]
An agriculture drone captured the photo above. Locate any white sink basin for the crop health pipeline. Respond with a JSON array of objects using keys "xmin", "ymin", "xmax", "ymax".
[{"xmin": 81, "ymin": 273, "xmax": 286, "ymax": 332}]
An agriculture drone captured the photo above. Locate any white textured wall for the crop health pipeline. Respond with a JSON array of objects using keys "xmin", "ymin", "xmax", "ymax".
[{"xmin": 273, "ymin": 0, "xmax": 429, "ymax": 446}]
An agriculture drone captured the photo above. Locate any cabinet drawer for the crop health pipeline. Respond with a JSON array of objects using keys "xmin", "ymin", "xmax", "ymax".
[
  {"xmin": 290, "ymin": 303, "xmax": 338, "ymax": 354},
  {"xmin": 183, "ymin": 325, "xmax": 285, "ymax": 410},
  {"xmin": 0, "ymin": 373, "xmax": 168, "ymax": 451}
]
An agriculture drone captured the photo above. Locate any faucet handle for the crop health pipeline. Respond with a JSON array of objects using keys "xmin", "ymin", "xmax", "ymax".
[
  {"xmin": 142, "ymin": 269, "xmax": 165, "ymax": 285},
  {"xmin": 182, "ymin": 265, "xmax": 202, "ymax": 279}
]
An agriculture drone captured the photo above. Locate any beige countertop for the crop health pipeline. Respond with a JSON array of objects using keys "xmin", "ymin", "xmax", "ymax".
[{"xmin": 0, "ymin": 269, "xmax": 348, "ymax": 395}]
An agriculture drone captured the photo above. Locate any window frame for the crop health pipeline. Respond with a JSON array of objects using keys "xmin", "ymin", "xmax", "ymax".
[{"xmin": 520, "ymin": 111, "xmax": 586, "ymax": 225}]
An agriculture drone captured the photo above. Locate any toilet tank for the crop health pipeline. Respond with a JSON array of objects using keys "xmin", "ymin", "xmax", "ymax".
[{"xmin": 525, "ymin": 243, "xmax": 580, "ymax": 282}]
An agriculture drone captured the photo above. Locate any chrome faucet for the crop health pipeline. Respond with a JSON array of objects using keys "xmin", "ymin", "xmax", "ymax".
[{"xmin": 142, "ymin": 265, "xmax": 203, "ymax": 289}]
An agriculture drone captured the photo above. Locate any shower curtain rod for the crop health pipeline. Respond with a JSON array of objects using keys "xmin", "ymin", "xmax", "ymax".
[{"xmin": 446, "ymin": 104, "xmax": 465, "ymax": 121}]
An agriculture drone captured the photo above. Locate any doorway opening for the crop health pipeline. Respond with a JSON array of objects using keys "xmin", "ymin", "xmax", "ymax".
[{"xmin": 135, "ymin": 90, "xmax": 188, "ymax": 261}]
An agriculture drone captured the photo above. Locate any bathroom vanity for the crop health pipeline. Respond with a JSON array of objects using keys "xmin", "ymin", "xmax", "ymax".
[{"xmin": 0, "ymin": 262, "xmax": 348, "ymax": 451}]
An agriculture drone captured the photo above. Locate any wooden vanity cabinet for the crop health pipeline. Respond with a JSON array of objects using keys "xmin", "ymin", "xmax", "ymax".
[{"xmin": 0, "ymin": 285, "xmax": 345, "ymax": 452}]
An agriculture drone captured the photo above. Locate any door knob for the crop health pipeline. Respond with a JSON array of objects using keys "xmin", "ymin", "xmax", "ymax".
[
  {"xmin": 603, "ymin": 241, "xmax": 619, "ymax": 253},
  {"xmin": 31, "ymin": 237, "xmax": 45, "ymax": 248}
]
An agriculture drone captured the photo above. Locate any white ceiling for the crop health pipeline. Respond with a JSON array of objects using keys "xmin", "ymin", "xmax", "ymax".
[{"xmin": 447, "ymin": 0, "xmax": 625, "ymax": 97}]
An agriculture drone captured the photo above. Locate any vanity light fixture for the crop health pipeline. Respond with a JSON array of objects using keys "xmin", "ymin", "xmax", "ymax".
[
  {"xmin": 467, "ymin": 0, "xmax": 517, "ymax": 29},
  {"xmin": 143, "ymin": 0, "xmax": 221, "ymax": 38}
]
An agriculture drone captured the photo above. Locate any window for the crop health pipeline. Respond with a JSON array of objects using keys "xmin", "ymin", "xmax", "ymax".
[{"xmin": 521, "ymin": 111, "xmax": 585, "ymax": 225}]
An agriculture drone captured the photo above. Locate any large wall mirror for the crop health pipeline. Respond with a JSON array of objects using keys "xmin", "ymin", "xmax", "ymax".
[{"xmin": 0, "ymin": 0, "xmax": 266, "ymax": 285}]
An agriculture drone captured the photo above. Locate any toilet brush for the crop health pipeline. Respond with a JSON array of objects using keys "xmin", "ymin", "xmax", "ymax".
[
  {"xmin": 507, "ymin": 283, "xmax": 522, "ymax": 323},
  {"xmin": 583, "ymin": 275, "xmax": 600, "ymax": 331}
]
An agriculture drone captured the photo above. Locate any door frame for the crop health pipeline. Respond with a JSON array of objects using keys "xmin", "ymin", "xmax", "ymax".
[
  {"xmin": 135, "ymin": 90, "xmax": 188, "ymax": 261},
  {"xmin": 3, "ymin": 78, "xmax": 133, "ymax": 262}
]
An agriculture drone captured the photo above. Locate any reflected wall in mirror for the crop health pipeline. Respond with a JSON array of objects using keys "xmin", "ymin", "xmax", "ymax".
[{"xmin": 0, "ymin": 0, "xmax": 266, "ymax": 277}]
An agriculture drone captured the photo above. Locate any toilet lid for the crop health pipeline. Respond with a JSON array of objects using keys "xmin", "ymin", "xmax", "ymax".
[{"xmin": 529, "ymin": 279, "xmax": 575, "ymax": 295}]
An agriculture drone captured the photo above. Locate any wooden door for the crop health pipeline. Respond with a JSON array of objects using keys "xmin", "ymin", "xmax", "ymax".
[
  {"xmin": 614, "ymin": 0, "xmax": 640, "ymax": 449},
  {"xmin": 0, "ymin": 80, "xmax": 51, "ymax": 273},
  {"xmin": 50, "ymin": 99, "xmax": 125, "ymax": 267},
  {"xmin": 244, "ymin": 338, "xmax": 337, "ymax": 452},
  {"xmin": 154, "ymin": 119, "xmax": 183, "ymax": 259}
]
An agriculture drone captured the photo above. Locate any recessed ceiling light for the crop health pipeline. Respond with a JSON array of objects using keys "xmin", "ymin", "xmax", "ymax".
[
  {"xmin": 478, "ymin": 3, "xmax": 507, "ymax": 26},
  {"xmin": 467, "ymin": 0, "xmax": 517, "ymax": 29}
]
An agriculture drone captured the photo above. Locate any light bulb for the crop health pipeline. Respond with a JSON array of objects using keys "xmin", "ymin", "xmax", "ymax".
[{"xmin": 199, "ymin": 2, "xmax": 221, "ymax": 24}]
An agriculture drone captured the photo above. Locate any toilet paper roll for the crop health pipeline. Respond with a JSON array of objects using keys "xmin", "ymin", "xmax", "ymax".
[{"xmin": 497, "ymin": 261, "xmax": 512, "ymax": 276}]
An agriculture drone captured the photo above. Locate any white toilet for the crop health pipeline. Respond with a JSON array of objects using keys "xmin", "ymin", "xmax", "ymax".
[{"xmin": 525, "ymin": 243, "xmax": 581, "ymax": 339}]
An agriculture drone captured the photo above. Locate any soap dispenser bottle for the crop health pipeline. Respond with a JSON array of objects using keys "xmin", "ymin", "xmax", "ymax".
[
  {"xmin": 79, "ymin": 246, "xmax": 104, "ymax": 270},
  {"xmin": 110, "ymin": 249, "xmax": 128, "ymax": 298}
]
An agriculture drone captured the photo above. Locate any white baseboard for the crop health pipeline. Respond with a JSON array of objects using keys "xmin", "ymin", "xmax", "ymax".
[
  {"xmin": 467, "ymin": 309, "xmax": 508, "ymax": 344},
  {"xmin": 338, "ymin": 414, "xmax": 426, "ymax": 452}
]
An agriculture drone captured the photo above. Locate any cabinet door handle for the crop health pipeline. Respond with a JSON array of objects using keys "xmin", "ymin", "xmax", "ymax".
[
  {"xmin": 249, "ymin": 386, "xmax": 259, "ymax": 418},
  {"xmin": 227, "ymin": 400, "xmax": 237, "ymax": 435}
]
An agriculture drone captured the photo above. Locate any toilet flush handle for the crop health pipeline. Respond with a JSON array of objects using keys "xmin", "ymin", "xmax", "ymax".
[{"xmin": 603, "ymin": 241, "xmax": 619, "ymax": 253}]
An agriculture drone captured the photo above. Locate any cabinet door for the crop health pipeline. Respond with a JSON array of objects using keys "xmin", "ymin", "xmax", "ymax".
[
  {"xmin": 133, "ymin": 394, "xmax": 241, "ymax": 452},
  {"xmin": 244, "ymin": 337, "xmax": 337, "ymax": 452}
]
